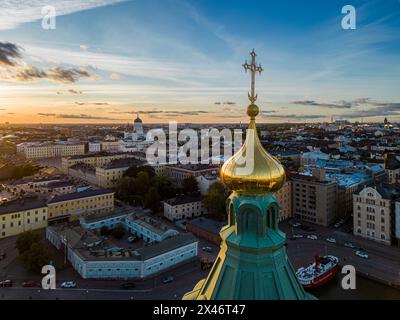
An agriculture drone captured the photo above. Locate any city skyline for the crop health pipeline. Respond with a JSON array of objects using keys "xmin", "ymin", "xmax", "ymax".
[{"xmin": 0, "ymin": 0, "xmax": 400, "ymax": 124}]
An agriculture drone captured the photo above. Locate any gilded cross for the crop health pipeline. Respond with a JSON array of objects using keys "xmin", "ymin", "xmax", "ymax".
[{"xmin": 243, "ymin": 49, "xmax": 263, "ymax": 104}]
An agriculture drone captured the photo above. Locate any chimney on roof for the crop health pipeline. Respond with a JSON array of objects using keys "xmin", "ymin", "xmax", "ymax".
[{"xmin": 312, "ymin": 168, "xmax": 326, "ymax": 182}]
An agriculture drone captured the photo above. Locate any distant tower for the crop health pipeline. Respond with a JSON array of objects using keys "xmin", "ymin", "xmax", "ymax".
[
  {"xmin": 183, "ymin": 50, "xmax": 314, "ymax": 300},
  {"xmin": 384, "ymin": 117, "xmax": 388, "ymax": 126},
  {"xmin": 134, "ymin": 113, "xmax": 143, "ymax": 135}
]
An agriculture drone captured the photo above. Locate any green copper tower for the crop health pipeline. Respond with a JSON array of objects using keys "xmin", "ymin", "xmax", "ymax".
[{"xmin": 183, "ymin": 50, "xmax": 314, "ymax": 300}]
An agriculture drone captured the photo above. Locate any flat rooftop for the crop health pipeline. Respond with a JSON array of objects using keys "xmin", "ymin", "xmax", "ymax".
[
  {"xmin": 0, "ymin": 197, "xmax": 47, "ymax": 215},
  {"xmin": 48, "ymin": 188, "xmax": 113, "ymax": 204}
]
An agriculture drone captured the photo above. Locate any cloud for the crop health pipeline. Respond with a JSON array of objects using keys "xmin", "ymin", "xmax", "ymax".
[
  {"xmin": 337, "ymin": 102, "xmax": 400, "ymax": 119},
  {"xmin": 110, "ymin": 72, "xmax": 121, "ymax": 80},
  {"xmin": 1, "ymin": 65, "xmax": 93, "ymax": 84},
  {"xmin": 0, "ymin": 0, "xmax": 128, "ymax": 30},
  {"xmin": 267, "ymin": 114, "xmax": 325, "ymax": 119},
  {"xmin": 0, "ymin": 42, "xmax": 95, "ymax": 84},
  {"xmin": 74, "ymin": 102, "xmax": 109, "ymax": 106},
  {"xmin": 37, "ymin": 113, "xmax": 121, "ymax": 120},
  {"xmin": 79, "ymin": 45, "xmax": 89, "ymax": 51},
  {"xmin": 0, "ymin": 42, "xmax": 22, "ymax": 67},
  {"xmin": 292, "ymin": 100, "xmax": 355, "ymax": 109},
  {"xmin": 215, "ymin": 101, "xmax": 236, "ymax": 106},
  {"xmin": 68, "ymin": 89, "xmax": 83, "ymax": 94}
]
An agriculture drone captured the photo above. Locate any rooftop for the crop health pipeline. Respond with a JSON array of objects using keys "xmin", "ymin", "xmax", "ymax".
[
  {"xmin": 164, "ymin": 194, "xmax": 202, "ymax": 206},
  {"xmin": 187, "ymin": 217, "xmax": 225, "ymax": 235},
  {"xmin": 48, "ymin": 188, "xmax": 113, "ymax": 204},
  {"xmin": 0, "ymin": 197, "xmax": 47, "ymax": 215}
]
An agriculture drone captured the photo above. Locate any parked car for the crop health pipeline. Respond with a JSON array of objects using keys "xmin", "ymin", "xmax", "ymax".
[
  {"xmin": 307, "ymin": 235, "xmax": 318, "ymax": 240},
  {"xmin": 291, "ymin": 222, "xmax": 302, "ymax": 228},
  {"xmin": 326, "ymin": 238, "xmax": 337, "ymax": 244},
  {"xmin": 22, "ymin": 280, "xmax": 38, "ymax": 288},
  {"xmin": 344, "ymin": 242, "xmax": 356, "ymax": 249},
  {"xmin": 120, "ymin": 282, "xmax": 135, "ymax": 289},
  {"xmin": 0, "ymin": 252, "xmax": 6, "ymax": 260},
  {"xmin": 60, "ymin": 281, "xmax": 77, "ymax": 288},
  {"xmin": 355, "ymin": 251, "xmax": 369, "ymax": 259},
  {"xmin": 202, "ymin": 246, "xmax": 213, "ymax": 253},
  {"xmin": 292, "ymin": 234, "xmax": 303, "ymax": 239},
  {"xmin": 0, "ymin": 280, "xmax": 13, "ymax": 287},
  {"xmin": 162, "ymin": 276, "xmax": 174, "ymax": 284}
]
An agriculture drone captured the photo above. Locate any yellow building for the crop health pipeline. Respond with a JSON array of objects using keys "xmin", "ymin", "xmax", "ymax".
[
  {"xmin": 96, "ymin": 158, "xmax": 144, "ymax": 188},
  {"xmin": 47, "ymin": 189, "xmax": 114, "ymax": 223},
  {"xmin": 0, "ymin": 197, "xmax": 48, "ymax": 239}
]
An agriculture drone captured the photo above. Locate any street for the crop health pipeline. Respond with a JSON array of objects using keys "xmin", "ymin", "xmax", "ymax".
[{"xmin": 1, "ymin": 220, "xmax": 400, "ymax": 299}]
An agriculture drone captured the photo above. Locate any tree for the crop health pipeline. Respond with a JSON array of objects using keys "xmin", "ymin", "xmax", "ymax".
[
  {"xmin": 182, "ymin": 176, "xmax": 199, "ymax": 194},
  {"xmin": 203, "ymin": 181, "xmax": 227, "ymax": 221},
  {"xmin": 18, "ymin": 242, "xmax": 49, "ymax": 273},
  {"xmin": 100, "ymin": 226, "xmax": 111, "ymax": 236},
  {"xmin": 112, "ymin": 225, "xmax": 126, "ymax": 240},
  {"xmin": 124, "ymin": 165, "xmax": 155, "ymax": 179},
  {"xmin": 154, "ymin": 175, "xmax": 176, "ymax": 200},
  {"xmin": 144, "ymin": 187, "xmax": 161, "ymax": 213},
  {"xmin": 16, "ymin": 230, "xmax": 42, "ymax": 254},
  {"xmin": 135, "ymin": 171, "xmax": 151, "ymax": 196}
]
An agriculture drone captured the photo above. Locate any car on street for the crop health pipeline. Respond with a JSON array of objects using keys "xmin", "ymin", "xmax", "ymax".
[
  {"xmin": 162, "ymin": 276, "xmax": 174, "ymax": 284},
  {"xmin": 61, "ymin": 281, "xmax": 77, "ymax": 288},
  {"xmin": 0, "ymin": 280, "xmax": 13, "ymax": 287},
  {"xmin": 22, "ymin": 280, "xmax": 38, "ymax": 287},
  {"xmin": 120, "ymin": 282, "xmax": 135, "ymax": 289},
  {"xmin": 202, "ymin": 246, "xmax": 213, "ymax": 253},
  {"xmin": 334, "ymin": 223, "xmax": 341, "ymax": 228},
  {"xmin": 291, "ymin": 222, "xmax": 302, "ymax": 228},
  {"xmin": 128, "ymin": 236, "xmax": 138, "ymax": 243},
  {"xmin": 292, "ymin": 234, "xmax": 304, "ymax": 239},
  {"xmin": 344, "ymin": 242, "xmax": 356, "ymax": 248},
  {"xmin": 355, "ymin": 251, "xmax": 369, "ymax": 259},
  {"xmin": 307, "ymin": 235, "xmax": 318, "ymax": 240},
  {"xmin": 0, "ymin": 252, "xmax": 6, "ymax": 260},
  {"xmin": 326, "ymin": 238, "xmax": 337, "ymax": 244}
]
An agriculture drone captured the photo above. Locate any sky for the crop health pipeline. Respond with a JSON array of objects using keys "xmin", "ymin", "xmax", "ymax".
[{"xmin": 0, "ymin": 0, "xmax": 399, "ymax": 124}]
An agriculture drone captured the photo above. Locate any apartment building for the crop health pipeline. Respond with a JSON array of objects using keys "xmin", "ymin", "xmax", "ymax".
[
  {"xmin": 47, "ymin": 189, "xmax": 114, "ymax": 223},
  {"xmin": 274, "ymin": 180, "xmax": 292, "ymax": 221},
  {"xmin": 62, "ymin": 152, "xmax": 137, "ymax": 173},
  {"xmin": 95, "ymin": 158, "xmax": 144, "ymax": 188},
  {"xmin": 292, "ymin": 170, "xmax": 338, "ymax": 226},
  {"xmin": 384, "ymin": 153, "xmax": 400, "ymax": 184},
  {"xmin": 163, "ymin": 194, "xmax": 205, "ymax": 221},
  {"xmin": 0, "ymin": 197, "xmax": 48, "ymax": 239},
  {"xmin": 164, "ymin": 164, "xmax": 219, "ymax": 186},
  {"xmin": 17, "ymin": 142, "xmax": 86, "ymax": 159},
  {"xmin": 353, "ymin": 184, "xmax": 400, "ymax": 245}
]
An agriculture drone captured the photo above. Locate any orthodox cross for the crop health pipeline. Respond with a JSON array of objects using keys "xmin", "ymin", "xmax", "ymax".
[{"xmin": 243, "ymin": 49, "xmax": 263, "ymax": 104}]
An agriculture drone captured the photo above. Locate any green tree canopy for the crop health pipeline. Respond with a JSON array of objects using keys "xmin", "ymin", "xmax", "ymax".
[
  {"xmin": 182, "ymin": 176, "xmax": 199, "ymax": 194},
  {"xmin": 18, "ymin": 242, "xmax": 49, "ymax": 273},
  {"xmin": 144, "ymin": 187, "xmax": 161, "ymax": 213},
  {"xmin": 16, "ymin": 230, "xmax": 42, "ymax": 254},
  {"xmin": 203, "ymin": 181, "xmax": 227, "ymax": 221}
]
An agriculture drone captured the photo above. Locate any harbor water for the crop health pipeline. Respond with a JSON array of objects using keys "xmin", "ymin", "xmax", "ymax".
[{"xmin": 310, "ymin": 275, "xmax": 400, "ymax": 300}]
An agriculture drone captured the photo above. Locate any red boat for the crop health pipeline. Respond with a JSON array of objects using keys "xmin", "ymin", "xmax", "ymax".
[{"xmin": 296, "ymin": 255, "xmax": 339, "ymax": 289}]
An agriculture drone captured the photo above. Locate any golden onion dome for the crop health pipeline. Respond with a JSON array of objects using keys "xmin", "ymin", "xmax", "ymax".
[{"xmin": 220, "ymin": 50, "xmax": 285, "ymax": 195}]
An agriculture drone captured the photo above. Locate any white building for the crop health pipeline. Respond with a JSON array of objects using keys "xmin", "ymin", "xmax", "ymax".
[
  {"xmin": 196, "ymin": 174, "xmax": 220, "ymax": 195},
  {"xmin": 88, "ymin": 142, "xmax": 101, "ymax": 153},
  {"xmin": 17, "ymin": 141, "xmax": 86, "ymax": 159},
  {"xmin": 46, "ymin": 210, "xmax": 198, "ymax": 280},
  {"xmin": 163, "ymin": 194, "xmax": 205, "ymax": 221},
  {"xmin": 353, "ymin": 185, "xmax": 400, "ymax": 245}
]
